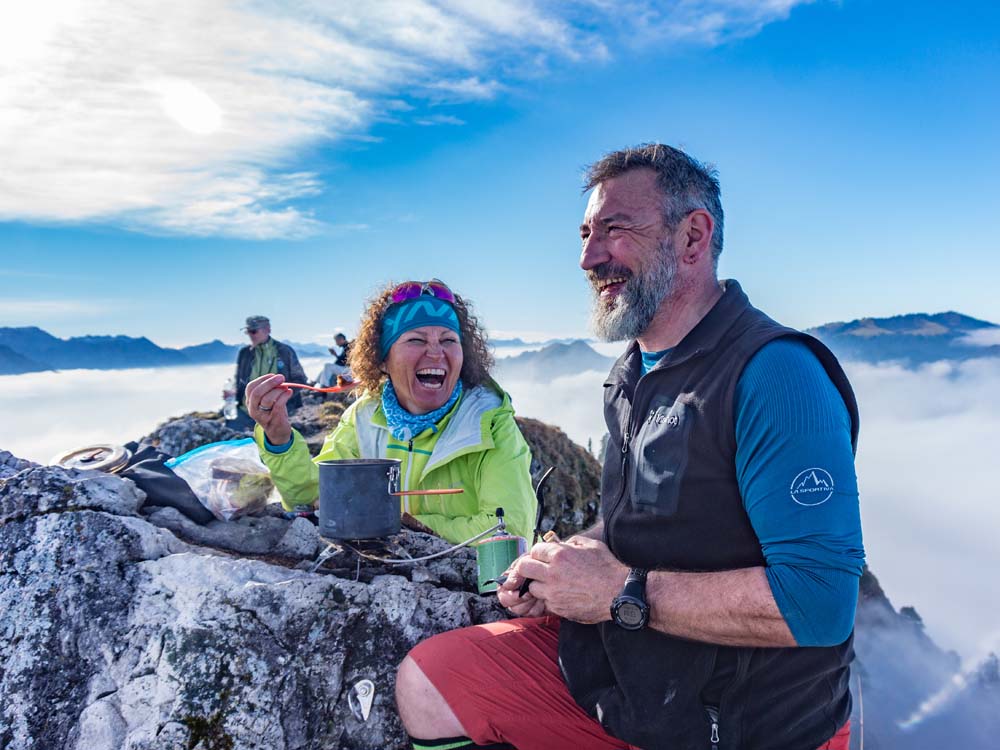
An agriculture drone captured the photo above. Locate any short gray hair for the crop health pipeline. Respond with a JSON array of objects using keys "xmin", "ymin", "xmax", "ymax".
[{"xmin": 584, "ymin": 143, "xmax": 724, "ymax": 262}]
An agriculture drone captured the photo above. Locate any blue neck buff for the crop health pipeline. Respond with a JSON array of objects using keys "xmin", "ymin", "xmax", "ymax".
[
  {"xmin": 381, "ymin": 379, "xmax": 463, "ymax": 442},
  {"xmin": 380, "ymin": 296, "xmax": 461, "ymax": 360}
]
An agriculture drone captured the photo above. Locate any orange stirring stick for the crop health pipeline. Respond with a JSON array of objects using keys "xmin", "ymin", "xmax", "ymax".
[
  {"xmin": 283, "ymin": 382, "xmax": 359, "ymax": 394},
  {"xmin": 390, "ymin": 488, "xmax": 464, "ymax": 497}
]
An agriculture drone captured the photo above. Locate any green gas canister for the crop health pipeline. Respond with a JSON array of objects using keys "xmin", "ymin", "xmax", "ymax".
[{"xmin": 476, "ymin": 507, "xmax": 524, "ymax": 594}]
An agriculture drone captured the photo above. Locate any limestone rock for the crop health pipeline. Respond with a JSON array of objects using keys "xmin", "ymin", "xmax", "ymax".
[
  {"xmin": 0, "ymin": 463, "xmax": 505, "ymax": 750},
  {"xmin": 0, "ymin": 450, "xmax": 36, "ymax": 480},
  {"xmin": 143, "ymin": 416, "xmax": 246, "ymax": 458}
]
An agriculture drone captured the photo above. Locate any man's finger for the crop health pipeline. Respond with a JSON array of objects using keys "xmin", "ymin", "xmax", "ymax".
[
  {"xmin": 528, "ymin": 541, "xmax": 561, "ymax": 563},
  {"xmin": 526, "ymin": 599, "xmax": 549, "ymax": 618},
  {"xmin": 504, "ymin": 594, "xmax": 541, "ymax": 617},
  {"xmin": 513, "ymin": 557, "xmax": 548, "ymax": 581}
]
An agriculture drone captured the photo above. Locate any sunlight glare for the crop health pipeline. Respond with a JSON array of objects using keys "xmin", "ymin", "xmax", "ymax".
[{"xmin": 155, "ymin": 79, "xmax": 223, "ymax": 135}]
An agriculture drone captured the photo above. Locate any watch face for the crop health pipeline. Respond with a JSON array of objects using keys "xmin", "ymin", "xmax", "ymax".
[{"xmin": 617, "ymin": 601, "xmax": 643, "ymax": 627}]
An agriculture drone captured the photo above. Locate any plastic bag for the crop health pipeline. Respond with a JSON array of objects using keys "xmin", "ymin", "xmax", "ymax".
[{"xmin": 165, "ymin": 438, "xmax": 278, "ymax": 521}]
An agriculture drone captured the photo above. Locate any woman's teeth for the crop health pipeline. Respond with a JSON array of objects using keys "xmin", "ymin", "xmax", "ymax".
[{"xmin": 416, "ymin": 368, "xmax": 446, "ymax": 389}]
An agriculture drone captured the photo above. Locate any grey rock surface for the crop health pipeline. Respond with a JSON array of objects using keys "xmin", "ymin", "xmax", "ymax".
[
  {"xmin": 0, "ymin": 450, "xmax": 36, "ymax": 479},
  {"xmin": 0, "ymin": 463, "xmax": 505, "ymax": 750},
  {"xmin": 143, "ymin": 416, "xmax": 246, "ymax": 458}
]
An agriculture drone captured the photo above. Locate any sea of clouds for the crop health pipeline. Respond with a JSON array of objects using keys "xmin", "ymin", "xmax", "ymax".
[{"xmin": 1, "ymin": 350, "xmax": 997, "ymax": 661}]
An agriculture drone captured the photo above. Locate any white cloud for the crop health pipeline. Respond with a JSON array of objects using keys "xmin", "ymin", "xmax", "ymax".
[
  {"xmin": 845, "ymin": 356, "xmax": 1000, "ymax": 656},
  {"xmin": 0, "ymin": 357, "xmax": 331, "ymax": 463},
  {"xmin": 414, "ymin": 114, "xmax": 467, "ymax": 126},
  {"xmin": 959, "ymin": 328, "xmax": 1000, "ymax": 347},
  {"xmin": 577, "ymin": 0, "xmax": 818, "ymax": 45},
  {"xmin": 505, "ymin": 369, "xmax": 609, "ymax": 453},
  {"xmin": 0, "ymin": 0, "xmax": 816, "ymax": 238},
  {"xmin": 422, "ymin": 76, "xmax": 504, "ymax": 102}
]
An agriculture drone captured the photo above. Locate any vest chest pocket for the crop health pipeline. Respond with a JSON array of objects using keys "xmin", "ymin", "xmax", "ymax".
[{"xmin": 629, "ymin": 399, "xmax": 691, "ymax": 516}]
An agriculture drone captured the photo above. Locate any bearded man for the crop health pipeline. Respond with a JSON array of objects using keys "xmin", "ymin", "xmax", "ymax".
[{"xmin": 394, "ymin": 144, "xmax": 865, "ymax": 750}]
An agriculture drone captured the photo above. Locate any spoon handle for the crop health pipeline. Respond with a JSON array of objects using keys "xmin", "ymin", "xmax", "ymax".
[
  {"xmin": 284, "ymin": 382, "xmax": 358, "ymax": 393},
  {"xmin": 390, "ymin": 488, "xmax": 464, "ymax": 496}
]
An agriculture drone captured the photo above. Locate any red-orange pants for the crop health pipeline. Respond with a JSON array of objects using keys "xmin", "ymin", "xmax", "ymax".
[{"xmin": 410, "ymin": 616, "xmax": 851, "ymax": 750}]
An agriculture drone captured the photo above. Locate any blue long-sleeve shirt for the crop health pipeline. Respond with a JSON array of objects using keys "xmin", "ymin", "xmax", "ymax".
[{"xmin": 643, "ymin": 337, "xmax": 865, "ymax": 645}]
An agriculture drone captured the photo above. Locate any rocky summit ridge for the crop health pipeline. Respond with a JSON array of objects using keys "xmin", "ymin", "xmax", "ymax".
[{"xmin": 1, "ymin": 401, "xmax": 998, "ymax": 749}]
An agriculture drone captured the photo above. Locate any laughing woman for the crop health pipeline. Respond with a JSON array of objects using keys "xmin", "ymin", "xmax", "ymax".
[{"xmin": 245, "ymin": 279, "xmax": 536, "ymax": 544}]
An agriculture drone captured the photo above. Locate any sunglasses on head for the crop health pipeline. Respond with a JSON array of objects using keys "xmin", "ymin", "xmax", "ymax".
[{"xmin": 390, "ymin": 279, "xmax": 456, "ymax": 305}]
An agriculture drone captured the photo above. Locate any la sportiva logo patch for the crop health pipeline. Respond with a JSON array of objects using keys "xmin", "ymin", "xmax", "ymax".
[{"xmin": 789, "ymin": 468, "xmax": 835, "ymax": 506}]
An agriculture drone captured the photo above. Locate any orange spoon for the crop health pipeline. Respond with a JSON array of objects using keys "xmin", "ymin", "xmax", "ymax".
[{"xmin": 283, "ymin": 382, "xmax": 358, "ymax": 393}]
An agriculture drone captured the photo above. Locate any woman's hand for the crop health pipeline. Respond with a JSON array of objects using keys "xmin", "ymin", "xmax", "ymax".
[{"xmin": 245, "ymin": 374, "xmax": 293, "ymax": 445}]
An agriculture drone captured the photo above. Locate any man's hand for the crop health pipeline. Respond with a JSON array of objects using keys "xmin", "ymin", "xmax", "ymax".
[
  {"xmin": 505, "ymin": 537, "xmax": 629, "ymax": 624},
  {"xmin": 497, "ymin": 562, "xmax": 550, "ymax": 618},
  {"xmin": 245, "ymin": 374, "xmax": 293, "ymax": 444}
]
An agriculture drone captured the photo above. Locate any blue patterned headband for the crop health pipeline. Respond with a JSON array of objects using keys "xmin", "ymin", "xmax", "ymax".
[{"xmin": 380, "ymin": 296, "xmax": 461, "ymax": 360}]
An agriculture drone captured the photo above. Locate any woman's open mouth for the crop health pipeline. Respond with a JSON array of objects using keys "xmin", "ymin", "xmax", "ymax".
[{"xmin": 415, "ymin": 368, "xmax": 447, "ymax": 390}]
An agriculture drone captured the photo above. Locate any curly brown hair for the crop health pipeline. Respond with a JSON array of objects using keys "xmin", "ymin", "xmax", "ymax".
[{"xmin": 348, "ymin": 281, "xmax": 495, "ymax": 396}]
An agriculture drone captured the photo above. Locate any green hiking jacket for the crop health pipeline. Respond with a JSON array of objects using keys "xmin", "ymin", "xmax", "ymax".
[{"xmin": 255, "ymin": 382, "xmax": 537, "ymax": 543}]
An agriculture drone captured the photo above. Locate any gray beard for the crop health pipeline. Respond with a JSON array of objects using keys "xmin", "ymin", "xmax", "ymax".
[{"xmin": 590, "ymin": 243, "xmax": 677, "ymax": 342}]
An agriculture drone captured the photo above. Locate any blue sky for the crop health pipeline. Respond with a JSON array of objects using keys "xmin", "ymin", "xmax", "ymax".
[{"xmin": 1, "ymin": 0, "xmax": 998, "ymax": 347}]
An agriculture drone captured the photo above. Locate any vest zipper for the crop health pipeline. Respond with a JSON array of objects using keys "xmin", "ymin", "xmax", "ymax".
[
  {"xmin": 604, "ymin": 404, "xmax": 635, "ymax": 554},
  {"xmin": 403, "ymin": 439, "xmax": 415, "ymax": 514},
  {"xmin": 705, "ymin": 705, "xmax": 720, "ymax": 749}
]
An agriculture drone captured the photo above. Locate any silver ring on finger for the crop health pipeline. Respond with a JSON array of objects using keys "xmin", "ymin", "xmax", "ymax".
[{"xmin": 259, "ymin": 405, "xmax": 273, "ymax": 412}]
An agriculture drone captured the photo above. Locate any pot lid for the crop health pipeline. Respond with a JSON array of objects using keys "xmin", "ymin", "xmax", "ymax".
[{"xmin": 51, "ymin": 444, "xmax": 131, "ymax": 474}]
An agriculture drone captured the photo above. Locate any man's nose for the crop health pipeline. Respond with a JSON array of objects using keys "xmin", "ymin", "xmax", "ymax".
[{"xmin": 580, "ymin": 231, "xmax": 609, "ymax": 271}]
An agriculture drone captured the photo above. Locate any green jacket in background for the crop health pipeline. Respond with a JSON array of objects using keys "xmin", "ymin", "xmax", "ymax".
[{"xmin": 255, "ymin": 382, "xmax": 537, "ymax": 543}]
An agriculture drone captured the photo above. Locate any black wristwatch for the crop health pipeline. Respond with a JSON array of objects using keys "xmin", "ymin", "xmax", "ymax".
[{"xmin": 611, "ymin": 568, "xmax": 650, "ymax": 630}]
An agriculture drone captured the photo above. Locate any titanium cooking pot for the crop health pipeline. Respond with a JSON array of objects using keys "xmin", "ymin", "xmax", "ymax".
[{"xmin": 317, "ymin": 458, "xmax": 401, "ymax": 539}]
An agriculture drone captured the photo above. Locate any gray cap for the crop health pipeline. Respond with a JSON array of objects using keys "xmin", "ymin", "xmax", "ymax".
[{"xmin": 244, "ymin": 315, "xmax": 270, "ymax": 330}]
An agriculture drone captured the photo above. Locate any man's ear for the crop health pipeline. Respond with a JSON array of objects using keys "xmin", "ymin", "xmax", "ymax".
[{"xmin": 680, "ymin": 209, "xmax": 715, "ymax": 265}]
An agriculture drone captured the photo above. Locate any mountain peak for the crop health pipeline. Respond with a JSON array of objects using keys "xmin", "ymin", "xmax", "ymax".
[{"xmin": 807, "ymin": 311, "xmax": 1000, "ymax": 367}]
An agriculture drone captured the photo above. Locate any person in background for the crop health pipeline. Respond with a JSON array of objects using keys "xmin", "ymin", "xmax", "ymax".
[
  {"xmin": 317, "ymin": 332, "xmax": 354, "ymax": 387},
  {"xmin": 245, "ymin": 280, "xmax": 537, "ymax": 544},
  {"xmin": 226, "ymin": 315, "xmax": 308, "ymax": 431},
  {"xmin": 394, "ymin": 145, "xmax": 864, "ymax": 750}
]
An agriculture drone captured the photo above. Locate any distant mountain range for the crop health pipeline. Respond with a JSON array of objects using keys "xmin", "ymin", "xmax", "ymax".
[
  {"xmin": 0, "ymin": 327, "xmax": 331, "ymax": 376},
  {"xmin": 3, "ymin": 311, "xmax": 998, "ymax": 376},
  {"xmin": 495, "ymin": 339, "xmax": 616, "ymax": 380},
  {"xmin": 805, "ymin": 312, "xmax": 1000, "ymax": 366}
]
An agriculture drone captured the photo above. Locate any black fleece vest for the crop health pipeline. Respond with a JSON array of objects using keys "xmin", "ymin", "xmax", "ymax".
[{"xmin": 559, "ymin": 281, "xmax": 859, "ymax": 750}]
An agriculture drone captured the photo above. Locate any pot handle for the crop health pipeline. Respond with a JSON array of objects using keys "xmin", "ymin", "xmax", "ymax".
[{"xmin": 387, "ymin": 464, "xmax": 400, "ymax": 494}]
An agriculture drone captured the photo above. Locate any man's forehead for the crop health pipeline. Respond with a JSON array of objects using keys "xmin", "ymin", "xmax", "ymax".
[{"xmin": 584, "ymin": 169, "xmax": 663, "ymax": 222}]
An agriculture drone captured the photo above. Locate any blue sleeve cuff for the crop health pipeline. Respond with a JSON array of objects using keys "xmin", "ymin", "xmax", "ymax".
[
  {"xmin": 264, "ymin": 434, "xmax": 294, "ymax": 454},
  {"xmin": 767, "ymin": 564, "xmax": 859, "ymax": 646}
]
